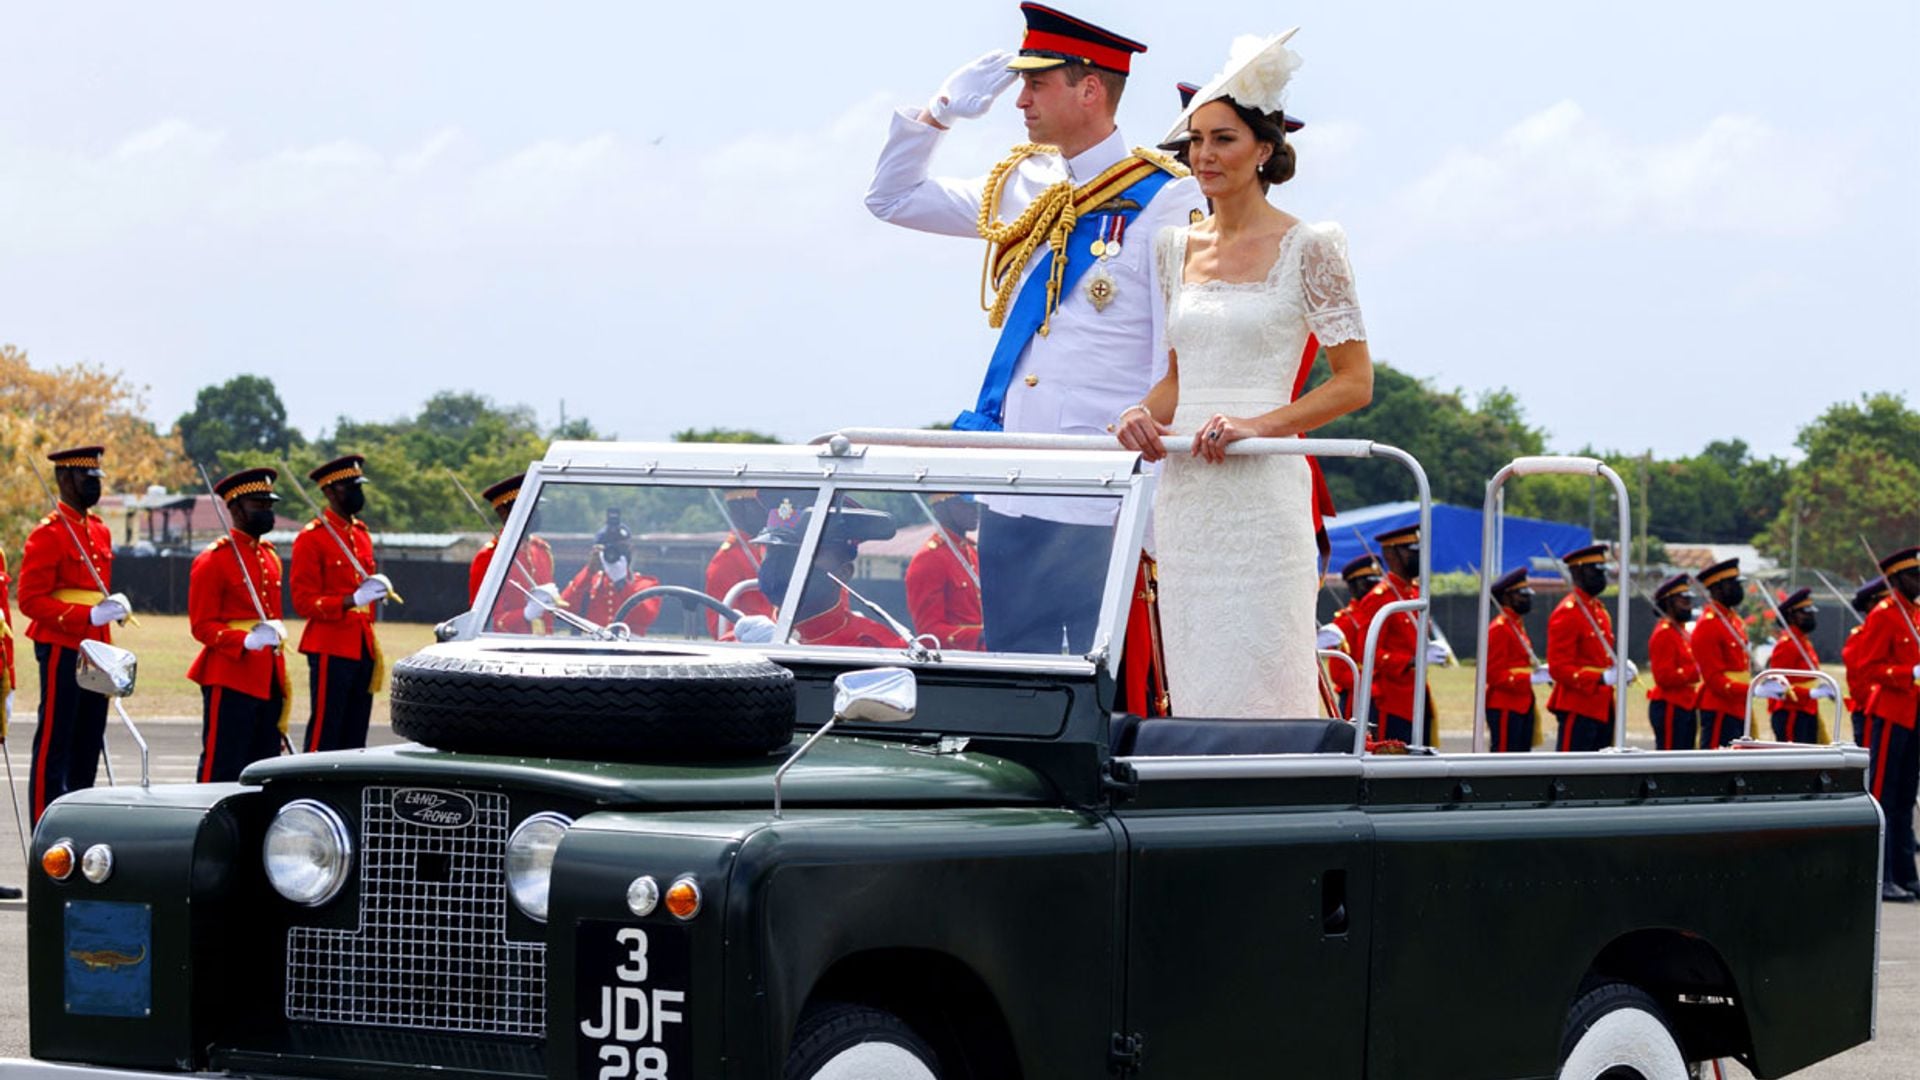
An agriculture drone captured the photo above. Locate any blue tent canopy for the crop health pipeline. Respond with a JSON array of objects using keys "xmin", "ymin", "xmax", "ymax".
[{"xmin": 1322, "ymin": 501, "xmax": 1593, "ymax": 578}]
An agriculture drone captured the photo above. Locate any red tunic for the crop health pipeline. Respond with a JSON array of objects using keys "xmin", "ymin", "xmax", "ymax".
[
  {"xmin": 1765, "ymin": 631, "xmax": 1823, "ymax": 715},
  {"xmin": 560, "ymin": 564, "xmax": 660, "ymax": 632},
  {"xmin": 1327, "ymin": 601, "xmax": 1366, "ymax": 695},
  {"xmin": 1350, "ymin": 572, "xmax": 1425, "ymax": 719},
  {"xmin": 704, "ymin": 538, "xmax": 773, "ymax": 636},
  {"xmin": 1546, "ymin": 590, "xmax": 1615, "ymax": 721},
  {"xmin": 1647, "ymin": 617, "xmax": 1701, "ymax": 710},
  {"xmin": 1853, "ymin": 595, "xmax": 1920, "ymax": 729},
  {"xmin": 290, "ymin": 511, "xmax": 380, "ymax": 661},
  {"xmin": 1841, "ymin": 623, "xmax": 1873, "ymax": 714},
  {"xmin": 0, "ymin": 549, "xmax": 16, "ymax": 694},
  {"xmin": 792, "ymin": 591, "xmax": 907, "ymax": 649},
  {"xmin": 1691, "ymin": 603, "xmax": 1753, "ymax": 717},
  {"xmin": 1484, "ymin": 609, "xmax": 1538, "ymax": 713},
  {"xmin": 187, "ymin": 531, "xmax": 288, "ymax": 699},
  {"xmin": 474, "ymin": 536, "xmax": 557, "ymax": 633},
  {"xmin": 17, "ymin": 504, "xmax": 115, "ymax": 650},
  {"xmin": 905, "ymin": 536, "xmax": 983, "ymax": 650}
]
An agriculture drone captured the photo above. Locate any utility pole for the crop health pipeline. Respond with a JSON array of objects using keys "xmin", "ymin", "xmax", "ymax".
[
  {"xmin": 1788, "ymin": 493, "xmax": 1801, "ymax": 589},
  {"xmin": 1639, "ymin": 450, "xmax": 1651, "ymax": 580}
]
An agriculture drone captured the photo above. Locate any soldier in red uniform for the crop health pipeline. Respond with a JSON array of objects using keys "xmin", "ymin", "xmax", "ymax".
[
  {"xmin": 1691, "ymin": 558, "xmax": 1754, "ymax": 748},
  {"xmin": 1646, "ymin": 574, "xmax": 1702, "ymax": 750},
  {"xmin": 469, "ymin": 474, "xmax": 559, "ymax": 634},
  {"xmin": 17, "ymin": 446, "xmax": 129, "ymax": 824},
  {"xmin": 905, "ymin": 493, "xmax": 983, "ymax": 650},
  {"xmin": 188, "ymin": 468, "xmax": 290, "ymax": 782},
  {"xmin": 291, "ymin": 455, "xmax": 389, "ymax": 753},
  {"xmin": 1545, "ymin": 543, "xmax": 1626, "ymax": 752},
  {"xmin": 1484, "ymin": 567, "xmax": 1545, "ymax": 752},
  {"xmin": 1853, "ymin": 546, "xmax": 1920, "ymax": 902},
  {"xmin": 1756, "ymin": 588, "xmax": 1830, "ymax": 744},
  {"xmin": 0, "ymin": 549, "xmax": 20, "ymax": 896},
  {"xmin": 753, "ymin": 504, "xmax": 907, "ymax": 650},
  {"xmin": 704, "ymin": 489, "xmax": 774, "ymax": 637},
  {"xmin": 1320, "ymin": 554, "xmax": 1379, "ymax": 720},
  {"xmin": 1842, "ymin": 577, "xmax": 1888, "ymax": 746},
  {"xmin": 1350, "ymin": 527, "xmax": 1441, "ymax": 745},
  {"xmin": 560, "ymin": 518, "xmax": 661, "ymax": 632}
]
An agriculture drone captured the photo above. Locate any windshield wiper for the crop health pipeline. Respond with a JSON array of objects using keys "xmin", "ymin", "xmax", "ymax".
[{"xmin": 826, "ymin": 571, "xmax": 940, "ymax": 663}]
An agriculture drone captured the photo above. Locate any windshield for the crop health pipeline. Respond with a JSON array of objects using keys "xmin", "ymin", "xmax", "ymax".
[{"xmin": 480, "ymin": 477, "xmax": 1127, "ymax": 661}]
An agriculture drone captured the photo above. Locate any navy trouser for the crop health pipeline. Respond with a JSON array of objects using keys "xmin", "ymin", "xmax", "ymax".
[
  {"xmin": 1770, "ymin": 709, "xmax": 1820, "ymax": 744},
  {"xmin": 30, "ymin": 642, "xmax": 108, "ymax": 823},
  {"xmin": 1851, "ymin": 710, "xmax": 1867, "ymax": 747},
  {"xmin": 1698, "ymin": 710, "xmax": 1746, "ymax": 748},
  {"xmin": 199, "ymin": 683, "xmax": 285, "ymax": 784},
  {"xmin": 1648, "ymin": 700, "xmax": 1698, "ymax": 750},
  {"xmin": 1485, "ymin": 707, "xmax": 1533, "ymax": 752},
  {"xmin": 1867, "ymin": 711, "xmax": 1919, "ymax": 892},
  {"xmin": 1554, "ymin": 709, "xmax": 1613, "ymax": 752},
  {"xmin": 305, "ymin": 647, "xmax": 375, "ymax": 752},
  {"xmin": 977, "ymin": 510, "xmax": 1106, "ymax": 655}
]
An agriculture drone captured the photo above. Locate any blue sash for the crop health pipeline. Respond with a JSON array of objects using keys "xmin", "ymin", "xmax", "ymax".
[{"xmin": 954, "ymin": 168, "xmax": 1175, "ymax": 432}]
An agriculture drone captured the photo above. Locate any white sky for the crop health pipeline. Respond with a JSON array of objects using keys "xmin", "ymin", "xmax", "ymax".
[{"xmin": 2, "ymin": 1, "xmax": 1914, "ymax": 460}]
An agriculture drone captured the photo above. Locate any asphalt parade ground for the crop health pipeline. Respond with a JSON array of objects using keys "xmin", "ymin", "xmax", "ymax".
[{"xmin": 0, "ymin": 717, "xmax": 1909, "ymax": 1075}]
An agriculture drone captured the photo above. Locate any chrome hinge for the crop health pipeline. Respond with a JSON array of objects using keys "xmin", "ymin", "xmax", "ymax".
[{"xmin": 1109, "ymin": 1031, "xmax": 1145, "ymax": 1074}]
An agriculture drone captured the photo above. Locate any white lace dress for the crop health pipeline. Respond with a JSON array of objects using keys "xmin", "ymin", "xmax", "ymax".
[{"xmin": 1152, "ymin": 222, "xmax": 1367, "ymax": 718}]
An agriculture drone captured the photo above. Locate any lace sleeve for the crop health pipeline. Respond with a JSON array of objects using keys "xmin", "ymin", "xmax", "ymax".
[
  {"xmin": 1299, "ymin": 223, "xmax": 1367, "ymax": 347},
  {"xmin": 1153, "ymin": 225, "xmax": 1183, "ymax": 311}
]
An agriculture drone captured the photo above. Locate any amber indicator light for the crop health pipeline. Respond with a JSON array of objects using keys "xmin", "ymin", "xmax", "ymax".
[
  {"xmin": 42, "ymin": 840, "xmax": 76, "ymax": 881},
  {"xmin": 664, "ymin": 877, "xmax": 702, "ymax": 920}
]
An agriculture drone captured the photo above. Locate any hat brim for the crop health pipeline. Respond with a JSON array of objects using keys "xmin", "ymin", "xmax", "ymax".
[
  {"xmin": 1007, "ymin": 54, "xmax": 1069, "ymax": 72},
  {"xmin": 1162, "ymin": 27, "xmax": 1299, "ymax": 146}
]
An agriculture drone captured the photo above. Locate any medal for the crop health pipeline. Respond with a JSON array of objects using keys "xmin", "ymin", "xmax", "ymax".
[
  {"xmin": 1085, "ymin": 216, "xmax": 1122, "ymax": 311},
  {"xmin": 1087, "ymin": 266, "xmax": 1116, "ymax": 312}
]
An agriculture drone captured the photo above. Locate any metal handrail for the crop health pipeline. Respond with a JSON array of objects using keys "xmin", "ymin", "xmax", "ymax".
[
  {"xmin": 1317, "ymin": 648, "xmax": 1360, "ymax": 719},
  {"xmin": 1740, "ymin": 667, "xmax": 1847, "ymax": 744},
  {"xmin": 1472, "ymin": 456, "xmax": 1633, "ymax": 752},
  {"xmin": 1353, "ymin": 598, "xmax": 1429, "ymax": 753}
]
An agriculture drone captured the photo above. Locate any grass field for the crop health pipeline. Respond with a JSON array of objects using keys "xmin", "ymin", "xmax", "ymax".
[{"xmin": 7, "ymin": 616, "xmax": 1848, "ymax": 744}]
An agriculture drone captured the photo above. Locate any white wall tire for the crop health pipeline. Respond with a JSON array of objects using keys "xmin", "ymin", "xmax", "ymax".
[
  {"xmin": 1558, "ymin": 983, "xmax": 1688, "ymax": 1080},
  {"xmin": 785, "ymin": 1003, "xmax": 941, "ymax": 1080}
]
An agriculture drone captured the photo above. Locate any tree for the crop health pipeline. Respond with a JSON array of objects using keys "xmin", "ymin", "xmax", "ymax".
[
  {"xmin": 0, "ymin": 344, "xmax": 190, "ymax": 546},
  {"xmin": 176, "ymin": 375, "xmax": 302, "ymax": 465},
  {"xmin": 1760, "ymin": 445, "xmax": 1920, "ymax": 579},
  {"xmin": 671, "ymin": 427, "xmax": 781, "ymax": 444}
]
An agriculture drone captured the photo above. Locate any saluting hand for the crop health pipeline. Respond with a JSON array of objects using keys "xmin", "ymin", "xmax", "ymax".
[
  {"xmin": 1115, "ymin": 405, "xmax": 1173, "ymax": 462},
  {"xmin": 928, "ymin": 51, "xmax": 1019, "ymax": 128}
]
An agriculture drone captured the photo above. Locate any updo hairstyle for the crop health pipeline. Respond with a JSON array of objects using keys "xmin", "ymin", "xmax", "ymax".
[{"xmin": 1223, "ymin": 97, "xmax": 1297, "ymax": 189}]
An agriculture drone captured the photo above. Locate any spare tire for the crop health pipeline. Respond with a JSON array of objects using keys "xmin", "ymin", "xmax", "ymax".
[{"xmin": 389, "ymin": 640, "xmax": 795, "ymax": 760}]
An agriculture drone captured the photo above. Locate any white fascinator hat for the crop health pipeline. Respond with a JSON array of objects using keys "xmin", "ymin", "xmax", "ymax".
[{"xmin": 1162, "ymin": 29, "xmax": 1302, "ymax": 146}]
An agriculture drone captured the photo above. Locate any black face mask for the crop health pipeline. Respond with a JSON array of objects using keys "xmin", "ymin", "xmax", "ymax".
[
  {"xmin": 1709, "ymin": 580, "xmax": 1744, "ymax": 609},
  {"xmin": 64, "ymin": 473, "xmax": 103, "ymax": 511},
  {"xmin": 1572, "ymin": 565, "xmax": 1608, "ymax": 596},
  {"xmin": 243, "ymin": 508, "xmax": 277, "ymax": 537},
  {"xmin": 1504, "ymin": 591, "xmax": 1534, "ymax": 616},
  {"xmin": 1667, "ymin": 602, "xmax": 1696, "ymax": 624},
  {"xmin": 1791, "ymin": 611, "xmax": 1818, "ymax": 634},
  {"xmin": 335, "ymin": 485, "xmax": 367, "ymax": 517}
]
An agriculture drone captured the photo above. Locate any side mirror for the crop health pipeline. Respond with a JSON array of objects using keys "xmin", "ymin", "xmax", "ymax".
[
  {"xmin": 434, "ymin": 610, "xmax": 478, "ymax": 643},
  {"xmin": 833, "ymin": 668, "xmax": 916, "ymax": 724},
  {"xmin": 76, "ymin": 641, "xmax": 138, "ymax": 698}
]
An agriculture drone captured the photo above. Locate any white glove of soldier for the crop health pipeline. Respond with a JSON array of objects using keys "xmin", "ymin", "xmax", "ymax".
[
  {"xmin": 1811, "ymin": 684, "xmax": 1836, "ymax": 700},
  {"xmin": 601, "ymin": 554, "xmax": 630, "ymax": 584},
  {"xmin": 1601, "ymin": 661, "xmax": 1640, "ymax": 687},
  {"xmin": 1315, "ymin": 624, "xmax": 1343, "ymax": 650},
  {"xmin": 243, "ymin": 621, "xmax": 283, "ymax": 652},
  {"xmin": 1530, "ymin": 666, "xmax": 1554, "ymax": 686},
  {"xmin": 351, "ymin": 574, "xmax": 391, "ymax": 607},
  {"xmin": 1751, "ymin": 674, "xmax": 1789, "ymax": 700},
  {"xmin": 732, "ymin": 615, "xmax": 777, "ymax": 644},
  {"xmin": 927, "ymin": 50, "xmax": 1019, "ymax": 127},
  {"xmin": 1912, "ymin": 663, "xmax": 1920, "ymax": 684},
  {"xmin": 1425, "ymin": 642, "xmax": 1452, "ymax": 665},
  {"xmin": 521, "ymin": 582, "xmax": 563, "ymax": 623},
  {"xmin": 89, "ymin": 593, "xmax": 131, "ymax": 626}
]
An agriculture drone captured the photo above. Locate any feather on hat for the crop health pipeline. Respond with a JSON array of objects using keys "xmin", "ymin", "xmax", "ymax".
[{"xmin": 1163, "ymin": 29, "xmax": 1302, "ymax": 146}]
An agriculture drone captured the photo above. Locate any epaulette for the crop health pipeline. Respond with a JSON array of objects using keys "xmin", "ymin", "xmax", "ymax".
[
  {"xmin": 1875, "ymin": 597, "xmax": 1893, "ymax": 612},
  {"xmin": 719, "ymin": 538, "xmax": 733, "ymax": 551},
  {"xmin": 1560, "ymin": 596, "xmax": 1577, "ymax": 609},
  {"xmin": 208, "ymin": 537, "xmax": 230, "ymax": 551},
  {"xmin": 303, "ymin": 521, "xmax": 319, "ymax": 532},
  {"xmin": 926, "ymin": 539, "xmax": 940, "ymax": 550},
  {"xmin": 1132, "ymin": 145, "xmax": 1190, "ymax": 178}
]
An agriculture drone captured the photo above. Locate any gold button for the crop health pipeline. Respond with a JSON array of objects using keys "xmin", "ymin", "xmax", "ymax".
[{"xmin": 1024, "ymin": 374, "xmax": 1039, "ymax": 387}]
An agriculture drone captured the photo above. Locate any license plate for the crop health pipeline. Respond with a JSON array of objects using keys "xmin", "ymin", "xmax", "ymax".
[
  {"xmin": 65, "ymin": 901, "xmax": 152, "ymax": 1018},
  {"xmin": 575, "ymin": 920, "xmax": 691, "ymax": 1079}
]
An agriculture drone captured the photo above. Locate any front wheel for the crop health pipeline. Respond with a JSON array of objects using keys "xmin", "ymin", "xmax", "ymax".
[
  {"xmin": 1558, "ymin": 983, "xmax": 1688, "ymax": 1080},
  {"xmin": 784, "ymin": 1003, "xmax": 940, "ymax": 1080}
]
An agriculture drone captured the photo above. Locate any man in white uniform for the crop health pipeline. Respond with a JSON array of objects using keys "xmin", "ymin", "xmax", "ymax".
[{"xmin": 865, "ymin": 2, "xmax": 1204, "ymax": 653}]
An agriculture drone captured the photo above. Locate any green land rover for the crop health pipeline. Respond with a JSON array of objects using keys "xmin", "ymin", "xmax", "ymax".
[{"xmin": 4, "ymin": 432, "xmax": 1881, "ymax": 1079}]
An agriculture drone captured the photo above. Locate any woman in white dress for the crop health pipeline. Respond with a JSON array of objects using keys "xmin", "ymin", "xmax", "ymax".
[{"xmin": 1114, "ymin": 31, "xmax": 1374, "ymax": 718}]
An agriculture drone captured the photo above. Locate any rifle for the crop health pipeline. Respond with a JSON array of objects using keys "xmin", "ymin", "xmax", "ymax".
[
  {"xmin": 1860, "ymin": 536, "xmax": 1920, "ymax": 654},
  {"xmin": 1748, "ymin": 580, "xmax": 1818, "ymax": 712},
  {"xmin": 279, "ymin": 466, "xmax": 403, "ymax": 605},
  {"xmin": 194, "ymin": 464, "xmax": 279, "ymax": 632},
  {"xmin": 27, "ymin": 459, "xmax": 135, "ymax": 627}
]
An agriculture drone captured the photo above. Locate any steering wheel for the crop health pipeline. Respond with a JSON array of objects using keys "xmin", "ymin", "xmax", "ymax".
[{"xmin": 613, "ymin": 585, "xmax": 743, "ymax": 638}]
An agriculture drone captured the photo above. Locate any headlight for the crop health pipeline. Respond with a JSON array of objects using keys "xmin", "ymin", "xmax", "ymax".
[
  {"xmin": 505, "ymin": 812, "xmax": 571, "ymax": 922},
  {"xmin": 264, "ymin": 799, "xmax": 353, "ymax": 906}
]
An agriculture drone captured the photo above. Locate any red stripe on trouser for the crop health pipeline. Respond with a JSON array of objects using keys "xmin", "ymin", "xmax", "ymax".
[
  {"xmin": 1558, "ymin": 713, "xmax": 1573, "ymax": 752},
  {"xmin": 32, "ymin": 645, "xmax": 63, "ymax": 821},
  {"xmin": 308, "ymin": 655, "xmax": 329, "ymax": 752},
  {"xmin": 1872, "ymin": 717, "xmax": 1893, "ymax": 800},
  {"xmin": 201, "ymin": 687, "xmax": 222, "ymax": 783},
  {"xmin": 1663, "ymin": 707, "xmax": 1674, "ymax": 749},
  {"xmin": 1495, "ymin": 713, "xmax": 1507, "ymax": 753}
]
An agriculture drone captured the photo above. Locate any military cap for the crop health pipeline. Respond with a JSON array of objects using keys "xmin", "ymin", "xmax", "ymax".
[
  {"xmin": 1374, "ymin": 524, "xmax": 1420, "ymax": 548},
  {"xmin": 926, "ymin": 492, "xmax": 978, "ymax": 505},
  {"xmin": 309, "ymin": 454, "xmax": 367, "ymax": 488},
  {"xmin": 1653, "ymin": 573, "xmax": 1693, "ymax": 603},
  {"xmin": 1176, "ymin": 80, "xmax": 1305, "ymax": 130},
  {"xmin": 482, "ymin": 474, "xmax": 525, "ymax": 511},
  {"xmin": 721, "ymin": 488, "xmax": 760, "ymax": 503},
  {"xmin": 1007, "ymin": 3, "xmax": 1146, "ymax": 76},
  {"xmin": 214, "ymin": 466, "xmax": 280, "ymax": 503},
  {"xmin": 1696, "ymin": 557, "xmax": 1741, "ymax": 588},
  {"xmin": 1879, "ymin": 546, "xmax": 1920, "ymax": 577},
  {"xmin": 1560, "ymin": 543, "xmax": 1609, "ymax": 567},
  {"xmin": 754, "ymin": 504, "xmax": 896, "ymax": 547},
  {"xmin": 1854, "ymin": 577, "xmax": 1888, "ymax": 607},
  {"xmin": 1778, "ymin": 587, "xmax": 1815, "ymax": 615},
  {"xmin": 1490, "ymin": 567, "xmax": 1529, "ymax": 595},
  {"xmin": 47, "ymin": 445, "xmax": 106, "ymax": 476},
  {"xmin": 1339, "ymin": 553, "xmax": 1379, "ymax": 581}
]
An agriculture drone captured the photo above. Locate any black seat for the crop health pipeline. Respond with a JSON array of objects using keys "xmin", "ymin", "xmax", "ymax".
[{"xmin": 1112, "ymin": 716, "xmax": 1355, "ymax": 757}]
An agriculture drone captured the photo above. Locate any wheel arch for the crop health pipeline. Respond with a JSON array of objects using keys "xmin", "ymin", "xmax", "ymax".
[
  {"xmin": 794, "ymin": 947, "xmax": 1023, "ymax": 1080},
  {"xmin": 1576, "ymin": 928, "xmax": 1753, "ymax": 1067}
]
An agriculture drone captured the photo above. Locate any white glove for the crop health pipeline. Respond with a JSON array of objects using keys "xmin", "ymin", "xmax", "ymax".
[
  {"xmin": 1752, "ymin": 675, "xmax": 1788, "ymax": 700},
  {"xmin": 1811, "ymin": 684, "xmax": 1836, "ymax": 700},
  {"xmin": 601, "ymin": 554, "xmax": 630, "ymax": 584},
  {"xmin": 89, "ymin": 593, "xmax": 131, "ymax": 626},
  {"xmin": 1425, "ymin": 642, "xmax": 1452, "ymax": 665},
  {"xmin": 522, "ymin": 582, "xmax": 562, "ymax": 623},
  {"xmin": 1912, "ymin": 663, "xmax": 1919, "ymax": 685},
  {"xmin": 243, "ymin": 621, "xmax": 283, "ymax": 652},
  {"xmin": 1601, "ymin": 661, "xmax": 1639, "ymax": 687},
  {"xmin": 351, "ymin": 575, "xmax": 390, "ymax": 607},
  {"xmin": 732, "ymin": 615, "xmax": 777, "ymax": 644},
  {"xmin": 1315, "ymin": 624, "xmax": 1343, "ymax": 650},
  {"xmin": 1530, "ymin": 666, "xmax": 1554, "ymax": 686},
  {"xmin": 927, "ymin": 50, "xmax": 1019, "ymax": 126}
]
